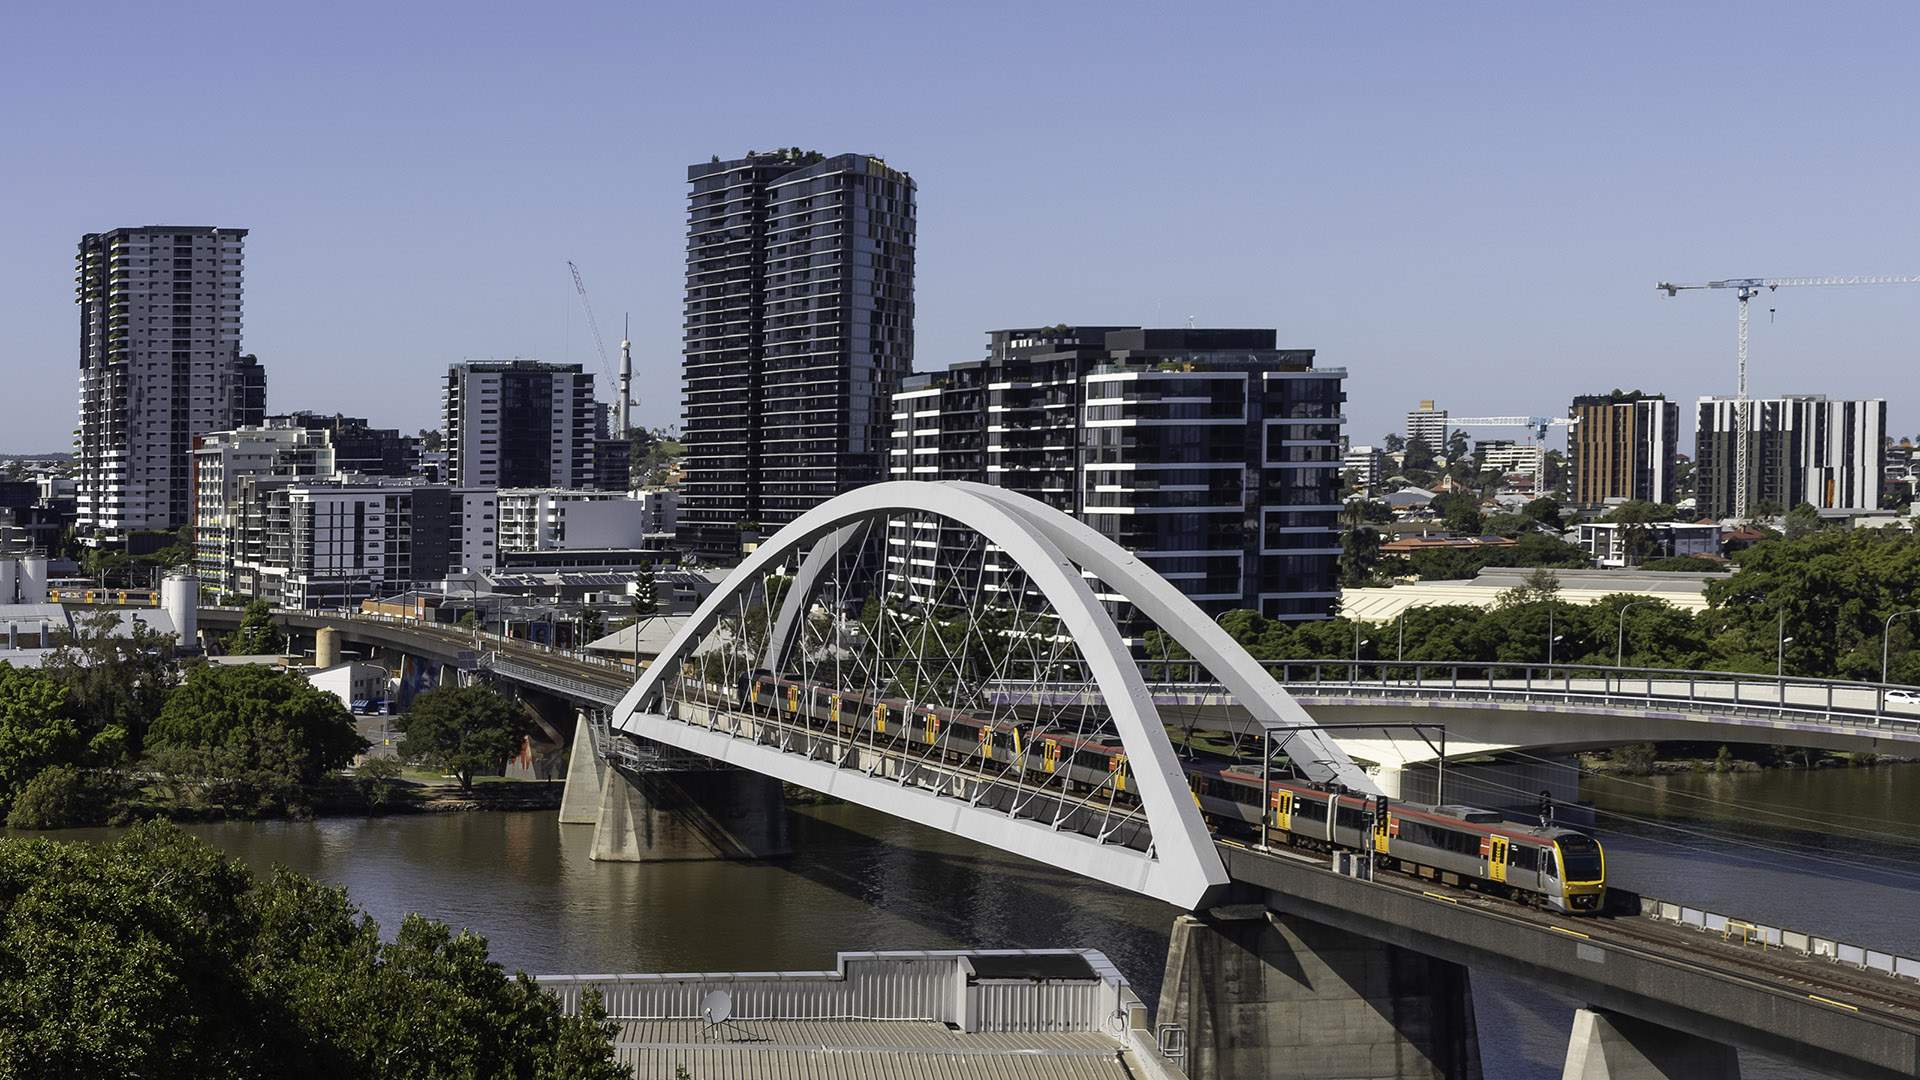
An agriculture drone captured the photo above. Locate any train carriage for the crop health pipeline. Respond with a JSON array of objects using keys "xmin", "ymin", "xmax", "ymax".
[{"xmin": 733, "ymin": 672, "xmax": 1606, "ymax": 913}]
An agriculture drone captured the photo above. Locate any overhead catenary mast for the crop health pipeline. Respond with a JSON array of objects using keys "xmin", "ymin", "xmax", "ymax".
[{"xmin": 1657, "ymin": 276, "xmax": 1920, "ymax": 522}]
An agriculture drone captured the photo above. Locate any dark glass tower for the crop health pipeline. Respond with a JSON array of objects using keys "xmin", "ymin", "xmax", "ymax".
[{"xmin": 678, "ymin": 150, "xmax": 915, "ymax": 557}]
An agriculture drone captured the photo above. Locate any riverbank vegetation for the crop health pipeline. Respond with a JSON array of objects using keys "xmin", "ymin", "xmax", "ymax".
[
  {"xmin": 0, "ymin": 614, "xmax": 542, "ymax": 829},
  {"xmin": 0, "ymin": 822, "xmax": 626, "ymax": 1079}
]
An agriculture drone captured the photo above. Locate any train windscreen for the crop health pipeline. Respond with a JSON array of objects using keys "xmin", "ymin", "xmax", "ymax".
[{"xmin": 1557, "ymin": 835, "xmax": 1603, "ymax": 881}]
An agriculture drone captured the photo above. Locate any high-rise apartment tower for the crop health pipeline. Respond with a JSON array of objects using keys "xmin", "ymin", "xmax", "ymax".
[
  {"xmin": 1568, "ymin": 392, "xmax": 1678, "ymax": 507},
  {"xmin": 76, "ymin": 226, "xmax": 258, "ymax": 540},
  {"xmin": 678, "ymin": 150, "xmax": 915, "ymax": 556},
  {"xmin": 891, "ymin": 327, "xmax": 1345, "ymax": 626},
  {"xmin": 1695, "ymin": 395, "xmax": 1885, "ymax": 518},
  {"xmin": 1405, "ymin": 400, "xmax": 1447, "ymax": 454},
  {"xmin": 442, "ymin": 360, "xmax": 598, "ymax": 490}
]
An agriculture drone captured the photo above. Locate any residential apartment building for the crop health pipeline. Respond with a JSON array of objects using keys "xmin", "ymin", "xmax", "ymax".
[
  {"xmin": 890, "ymin": 327, "xmax": 1345, "ymax": 625},
  {"xmin": 637, "ymin": 487, "xmax": 680, "ymax": 536},
  {"xmin": 1343, "ymin": 443, "xmax": 1383, "ymax": 493},
  {"xmin": 1474, "ymin": 439, "xmax": 1547, "ymax": 483},
  {"xmin": 679, "ymin": 150, "xmax": 915, "ymax": 556},
  {"xmin": 1405, "ymin": 400, "xmax": 1447, "ymax": 453},
  {"xmin": 223, "ymin": 480, "xmax": 497, "ymax": 609},
  {"xmin": 1695, "ymin": 396, "xmax": 1886, "ymax": 518},
  {"xmin": 191, "ymin": 427, "xmax": 336, "ymax": 597},
  {"xmin": 75, "ymin": 226, "xmax": 259, "ymax": 539},
  {"xmin": 1568, "ymin": 392, "xmax": 1678, "ymax": 507},
  {"xmin": 495, "ymin": 489, "xmax": 649, "ymax": 553},
  {"xmin": 267, "ymin": 412, "xmax": 421, "ymax": 477},
  {"xmin": 443, "ymin": 360, "xmax": 598, "ymax": 490},
  {"xmin": 1576, "ymin": 521, "xmax": 1720, "ymax": 568}
]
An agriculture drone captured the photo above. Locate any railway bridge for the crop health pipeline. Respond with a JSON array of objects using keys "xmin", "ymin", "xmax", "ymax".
[{"xmin": 201, "ymin": 481, "xmax": 1920, "ymax": 1078}]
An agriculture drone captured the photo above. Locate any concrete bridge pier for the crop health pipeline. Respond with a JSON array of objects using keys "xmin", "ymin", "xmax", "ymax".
[
  {"xmin": 556, "ymin": 713, "xmax": 605, "ymax": 825},
  {"xmin": 1561, "ymin": 1007, "xmax": 1740, "ymax": 1080},
  {"xmin": 1158, "ymin": 908, "xmax": 1482, "ymax": 1080},
  {"xmin": 570, "ymin": 742, "xmax": 793, "ymax": 862}
]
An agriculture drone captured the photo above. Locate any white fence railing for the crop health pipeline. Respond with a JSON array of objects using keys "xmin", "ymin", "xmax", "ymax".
[{"xmin": 1640, "ymin": 896, "xmax": 1920, "ymax": 983}]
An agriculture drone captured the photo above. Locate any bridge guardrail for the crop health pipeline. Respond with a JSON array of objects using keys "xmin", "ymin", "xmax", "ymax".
[
  {"xmin": 1640, "ymin": 895, "xmax": 1920, "ymax": 984},
  {"xmin": 1274, "ymin": 682, "xmax": 1920, "ymax": 738}
]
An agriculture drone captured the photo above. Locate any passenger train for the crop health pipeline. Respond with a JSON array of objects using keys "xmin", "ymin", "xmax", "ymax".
[{"xmin": 718, "ymin": 670, "xmax": 1606, "ymax": 913}]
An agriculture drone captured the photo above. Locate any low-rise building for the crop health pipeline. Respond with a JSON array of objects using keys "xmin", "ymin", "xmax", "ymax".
[
  {"xmin": 496, "ymin": 489, "xmax": 650, "ymax": 553},
  {"xmin": 1575, "ymin": 521, "xmax": 1720, "ymax": 568},
  {"xmin": 1341, "ymin": 566, "xmax": 1731, "ymax": 621}
]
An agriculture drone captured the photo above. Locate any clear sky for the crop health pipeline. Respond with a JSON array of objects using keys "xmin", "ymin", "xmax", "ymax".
[{"xmin": 5, "ymin": 2, "xmax": 1918, "ymax": 453}]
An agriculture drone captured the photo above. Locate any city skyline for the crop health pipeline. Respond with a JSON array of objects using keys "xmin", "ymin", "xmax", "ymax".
[{"xmin": 6, "ymin": 5, "xmax": 1920, "ymax": 454}]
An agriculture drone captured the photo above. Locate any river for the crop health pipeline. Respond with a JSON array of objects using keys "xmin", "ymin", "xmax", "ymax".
[{"xmin": 23, "ymin": 763, "xmax": 1920, "ymax": 1080}]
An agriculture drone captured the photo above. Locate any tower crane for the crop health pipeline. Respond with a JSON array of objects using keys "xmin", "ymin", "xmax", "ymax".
[
  {"xmin": 568, "ymin": 261, "xmax": 632, "ymax": 437},
  {"xmin": 1447, "ymin": 415, "xmax": 1576, "ymax": 443},
  {"xmin": 1656, "ymin": 276, "xmax": 1920, "ymax": 521}
]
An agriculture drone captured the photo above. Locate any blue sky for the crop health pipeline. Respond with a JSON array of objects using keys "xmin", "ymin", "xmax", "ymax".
[{"xmin": 4, "ymin": 2, "xmax": 1918, "ymax": 452}]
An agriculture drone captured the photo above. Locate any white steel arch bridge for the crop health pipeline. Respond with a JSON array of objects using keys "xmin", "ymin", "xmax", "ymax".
[{"xmin": 610, "ymin": 481, "xmax": 1375, "ymax": 910}]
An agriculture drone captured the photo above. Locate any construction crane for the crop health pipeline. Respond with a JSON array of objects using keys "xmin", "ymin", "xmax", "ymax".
[
  {"xmin": 1448, "ymin": 415, "xmax": 1576, "ymax": 443},
  {"xmin": 567, "ymin": 261, "xmax": 631, "ymax": 437},
  {"xmin": 1657, "ymin": 276, "xmax": 1920, "ymax": 521}
]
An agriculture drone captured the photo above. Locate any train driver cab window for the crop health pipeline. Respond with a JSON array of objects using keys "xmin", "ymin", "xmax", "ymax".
[{"xmin": 1543, "ymin": 850, "xmax": 1558, "ymax": 878}]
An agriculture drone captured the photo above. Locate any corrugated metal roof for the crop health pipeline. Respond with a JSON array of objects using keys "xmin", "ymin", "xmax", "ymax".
[{"xmin": 611, "ymin": 1019, "xmax": 1136, "ymax": 1080}]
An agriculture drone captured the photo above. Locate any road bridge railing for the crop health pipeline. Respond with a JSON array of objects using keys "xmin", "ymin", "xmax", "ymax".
[{"xmin": 1125, "ymin": 657, "xmax": 1920, "ymax": 730}]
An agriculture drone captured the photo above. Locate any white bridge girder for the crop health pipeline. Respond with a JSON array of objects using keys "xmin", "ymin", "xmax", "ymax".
[{"xmin": 611, "ymin": 482, "xmax": 1375, "ymax": 911}]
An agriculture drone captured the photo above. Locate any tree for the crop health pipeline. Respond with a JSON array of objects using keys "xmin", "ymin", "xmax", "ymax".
[
  {"xmin": 1340, "ymin": 524, "xmax": 1383, "ymax": 587},
  {"xmin": 0, "ymin": 822, "xmax": 628, "ymax": 1079},
  {"xmin": 225, "ymin": 598, "xmax": 285, "ymax": 656},
  {"xmin": 148, "ymin": 664, "xmax": 366, "ymax": 810},
  {"xmin": 1783, "ymin": 502, "xmax": 1824, "ymax": 539},
  {"xmin": 1445, "ymin": 429, "xmax": 1470, "ymax": 465},
  {"xmin": 1432, "ymin": 492, "xmax": 1483, "ymax": 536},
  {"xmin": 1402, "ymin": 436, "xmax": 1437, "ymax": 473},
  {"xmin": 1521, "ymin": 496, "xmax": 1564, "ymax": 531},
  {"xmin": 1384, "ymin": 433, "xmax": 1406, "ymax": 454},
  {"xmin": 397, "ymin": 685, "xmax": 531, "ymax": 791},
  {"xmin": 0, "ymin": 664, "xmax": 80, "ymax": 813},
  {"xmin": 40, "ymin": 608, "xmax": 179, "ymax": 758}
]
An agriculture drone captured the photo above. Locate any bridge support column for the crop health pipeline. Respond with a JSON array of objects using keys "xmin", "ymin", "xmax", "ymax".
[
  {"xmin": 588, "ymin": 765, "xmax": 792, "ymax": 862},
  {"xmin": 1158, "ymin": 908, "xmax": 1481, "ymax": 1080},
  {"xmin": 557, "ymin": 713, "xmax": 605, "ymax": 825},
  {"xmin": 1561, "ymin": 1007, "xmax": 1739, "ymax": 1080}
]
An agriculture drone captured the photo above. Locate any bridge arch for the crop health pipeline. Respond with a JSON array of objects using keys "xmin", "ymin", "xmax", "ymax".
[{"xmin": 612, "ymin": 481, "xmax": 1371, "ymax": 910}]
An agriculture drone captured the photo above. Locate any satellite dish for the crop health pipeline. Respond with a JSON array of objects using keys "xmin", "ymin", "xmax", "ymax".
[{"xmin": 702, "ymin": 989, "xmax": 734, "ymax": 1025}]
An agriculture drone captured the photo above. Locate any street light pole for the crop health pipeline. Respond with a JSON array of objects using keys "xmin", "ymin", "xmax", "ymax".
[
  {"xmin": 1883, "ymin": 609, "xmax": 1920, "ymax": 684},
  {"xmin": 1777, "ymin": 608, "xmax": 1793, "ymax": 679},
  {"xmin": 1616, "ymin": 600, "xmax": 1654, "ymax": 670}
]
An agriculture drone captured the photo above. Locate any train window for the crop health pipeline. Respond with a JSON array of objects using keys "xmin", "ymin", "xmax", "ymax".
[
  {"xmin": 1511, "ymin": 845, "xmax": 1537, "ymax": 872},
  {"xmin": 1293, "ymin": 798, "xmax": 1325, "ymax": 824},
  {"xmin": 1558, "ymin": 835, "xmax": 1603, "ymax": 881},
  {"xmin": 1335, "ymin": 805, "xmax": 1366, "ymax": 830},
  {"xmin": 1543, "ymin": 850, "xmax": 1558, "ymax": 877}
]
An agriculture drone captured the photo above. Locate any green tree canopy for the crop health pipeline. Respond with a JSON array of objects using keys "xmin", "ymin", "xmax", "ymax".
[
  {"xmin": 148, "ymin": 664, "xmax": 366, "ymax": 795},
  {"xmin": 397, "ymin": 685, "xmax": 531, "ymax": 791},
  {"xmin": 225, "ymin": 599, "xmax": 285, "ymax": 656},
  {"xmin": 0, "ymin": 664, "xmax": 80, "ymax": 813},
  {"xmin": 40, "ymin": 608, "xmax": 179, "ymax": 758},
  {"xmin": 0, "ymin": 822, "xmax": 627, "ymax": 1079}
]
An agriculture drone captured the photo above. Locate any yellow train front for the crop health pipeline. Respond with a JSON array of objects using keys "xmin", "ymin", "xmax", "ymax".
[{"xmin": 1197, "ymin": 767, "xmax": 1607, "ymax": 914}]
